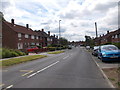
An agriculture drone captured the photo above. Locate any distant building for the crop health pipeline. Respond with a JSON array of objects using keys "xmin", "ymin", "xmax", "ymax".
[{"xmin": 94, "ymin": 29, "xmax": 120, "ymax": 45}]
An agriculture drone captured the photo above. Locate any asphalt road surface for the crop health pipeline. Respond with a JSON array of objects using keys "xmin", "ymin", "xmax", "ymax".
[{"xmin": 2, "ymin": 47, "xmax": 111, "ymax": 88}]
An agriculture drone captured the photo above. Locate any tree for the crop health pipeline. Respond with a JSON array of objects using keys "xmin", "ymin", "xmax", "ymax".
[{"xmin": 59, "ymin": 37, "xmax": 68, "ymax": 46}]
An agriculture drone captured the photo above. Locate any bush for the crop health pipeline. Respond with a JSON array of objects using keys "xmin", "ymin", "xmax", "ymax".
[
  {"xmin": 56, "ymin": 47, "xmax": 62, "ymax": 50},
  {"xmin": 14, "ymin": 50, "xmax": 25, "ymax": 56},
  {"xmin": 2, "ymin": 48, "xmax": 12, "ymax": 58},
  {"xmin": 2, "ymin": 48, "xmax": 26, "ymax": 59},
  {"xmin": 11, "ymin": 51, "xmax": 19, "ymax": 57},
  {"xmin": 112, "ymin": 42, "xmax": 120, "ymax": 49},
  {"xmin": 48, "ymin": 47, "xmax": 56, "ymax": 51}
]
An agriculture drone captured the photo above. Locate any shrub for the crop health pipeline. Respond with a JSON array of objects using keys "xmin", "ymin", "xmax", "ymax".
[
  {"xmin": 56, "ymin": 47, "xmax": 62, "ymax": 50},
  {"xmin": 14, "ymin": 50, "xmax": 25, "ymax": 56},
  {"xmin": 2, "ymin": 48, "xmax": 12, "ymax": 58},
  {"xmin": 11, "ymin": 51, "xmax": 19, "ymax": 57},
  {"xmin": 48, "ymin": 47, "xmax": 56, "ymax": 51},
  {"xmin": 2, "ymin": 48, "xmax": 26, "ymax": 59}
]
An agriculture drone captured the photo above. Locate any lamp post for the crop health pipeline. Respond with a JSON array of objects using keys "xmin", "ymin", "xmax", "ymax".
[
  {"xmin": 59, "ymin": 20, "xmax": 61, "ymax": 39},
  {"xmin": 59, "ymin": 20, "xmax": 61, "ymax": 46}
]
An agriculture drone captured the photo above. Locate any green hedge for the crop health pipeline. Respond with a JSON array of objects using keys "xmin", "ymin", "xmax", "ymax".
[
  {"xmin": 2, "ymin": 48, "xmax": 26, "ymax": 59},
  {"xmin": 112, "ymin": 42, "xmax": 120, "ymax": 49}
]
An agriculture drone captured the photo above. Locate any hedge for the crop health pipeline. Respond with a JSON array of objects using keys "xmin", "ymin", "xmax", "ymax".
[{"xmin": 2, "ymin": 48, "xmax": 26, "ymax": 59}]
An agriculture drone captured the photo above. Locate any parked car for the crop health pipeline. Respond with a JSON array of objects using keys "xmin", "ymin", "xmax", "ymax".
[
  {"xmin": 92, "ymin": 46, "xmax": 99, "ymax": 56},
  {"xmin": 98, "ymin": 45, "xmax": 120, "ymax": 62},
  {"xmin": 26, "ymin": 46, "xmax": 39, "ymax": 53},
  {"xmin": 86, "ymin": 46, "xmax": 90, "ymax": 50}
]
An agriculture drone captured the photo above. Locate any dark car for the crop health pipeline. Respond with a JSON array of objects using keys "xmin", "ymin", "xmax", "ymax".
[
  {"xmin": 98, "ymin": 45, "xmax": 120, "ymax": 62},
  {"xmin": 92, "ymin": 46, "xmax": 99, "ymax": 56}
]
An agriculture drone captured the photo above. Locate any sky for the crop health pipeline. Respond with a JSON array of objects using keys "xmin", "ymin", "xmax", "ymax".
[{"xmin": 0, "ymin": 0, "xmax": 119, "ymax": 41}]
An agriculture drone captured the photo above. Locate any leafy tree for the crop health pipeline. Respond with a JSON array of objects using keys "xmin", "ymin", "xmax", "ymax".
[{"xmin": 59, "ymin": 37, "xmax": 68, "ymax": 46}]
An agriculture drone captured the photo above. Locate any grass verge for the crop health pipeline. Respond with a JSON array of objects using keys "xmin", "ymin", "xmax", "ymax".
[
  {"xmin": 102, "ymin": 67, "xmax": 120, "ymax": 88},
  {"xmin": 0, "ymin": 55, "xmax": 47, "ymax": 67},
  {"xmin": 47, "ymin": 51, "xmax": 65, "ymax": 54}
]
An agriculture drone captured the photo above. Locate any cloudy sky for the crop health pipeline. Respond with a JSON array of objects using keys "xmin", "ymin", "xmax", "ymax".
[{"xmin": 1, "ymin": 0, "xmax": 119, "ymax": 41}]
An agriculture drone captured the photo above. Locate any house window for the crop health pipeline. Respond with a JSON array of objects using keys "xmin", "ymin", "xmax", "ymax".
[
  {"xmin": 36, "ymin": 36, "xmax": 39, "ymax": 39},
  {"xmin": 115, "ymin": 35, "xmax": 117, "ymax": 38},
  {"xmin": 112, "ymin": 36, "xmax": 114, "ymax": 39},
  {"xmin": 25, "ymin": 34, "xmax": 29, "ymax": 38},
  {"xmin": 31, "ymin": 35, "xmax": 35, "ymax": 39},
  {"xmin": 18, "ymin": 33, "xmax": 21, "ymax": 38},
  {"xmin": 18, "ymin": 43, "xmax": 23, "ymax": 49},
  {"xmin": 36, "ymin": 43, "xmax": 39, "ymax": 45}
]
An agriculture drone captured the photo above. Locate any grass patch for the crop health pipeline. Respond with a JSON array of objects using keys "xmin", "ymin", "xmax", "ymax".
[
  {"xmin": 108, "ymin": 78, "xmax": 116, "ymax": 81},
  {"xmin": 1, "ymin": 55, "xmax": 47, "ymax": 67},
  {"xmin": 47, "ymin": 51, "xmax": 65, "ymax": 54}
]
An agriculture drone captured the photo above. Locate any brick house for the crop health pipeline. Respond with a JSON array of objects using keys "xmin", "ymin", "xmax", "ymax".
[
  {"xmin": 94, "ymin": 29, "xmax": 120, "ymax": 45},
  {"xmin": 2, "ymin": 19, "xmax": 42, "ymax": 49},
  {"xmin": 46, "ymin": 31, "xmax": 59, "ymax": 46},
  {"xmin": 111, "ymin": 29, "xmax": 120, "ymax": 43}
]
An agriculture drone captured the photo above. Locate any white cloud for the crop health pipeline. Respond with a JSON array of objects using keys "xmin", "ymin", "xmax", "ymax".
[{"xmin": 1, "ymin": 0, "xmax": 119, "ymax": 41}]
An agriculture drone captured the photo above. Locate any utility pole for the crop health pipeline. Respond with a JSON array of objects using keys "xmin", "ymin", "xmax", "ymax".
[
  {"xmin": 59, "ymin": 20, "xmax": 61, "ymax": 46},
  {"xmin": 95, "ymin": 22, "xmax": 98, "ymax": 38},
  {"xmin": 59, "ymin": 20, "xmax": 61, "ymax": 39}
]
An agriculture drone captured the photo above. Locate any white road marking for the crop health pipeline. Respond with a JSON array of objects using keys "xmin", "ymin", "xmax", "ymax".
[
  {"xmin": 6, "ymin": 85, "xmax": 13, "ymax": 89},
  {"xmin": 27, "ymin": 61, "xmax": 59, "ymax": 78},
  {"xmin": 22, "ymin": 70, "xmax": 33, "ymax": 76},
  {"xmin": 63, "ymin": 55, "xmax": 69, "ymax": 59}
]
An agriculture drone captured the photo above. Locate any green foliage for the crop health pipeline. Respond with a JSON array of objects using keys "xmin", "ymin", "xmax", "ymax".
[
  {"xmin": 59, "ymin": 37, "xmax": 68, "ymax": 46},
  {"xmin": 2, "ymin": 48, "xmax": 27, "ymax": 59},
  {"xmin": 112, "ymin": 42, "xmax": 120, "ymax": 49},
  {"xmin": 37, "ymin": 45, "xmax": 42, "ymax": 48},
  {"xmin": 48, "ymin": 47, "xmax": 56, "ymax": 51}
]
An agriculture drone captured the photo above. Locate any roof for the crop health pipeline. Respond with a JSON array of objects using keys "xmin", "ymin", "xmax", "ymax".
[
  {"xmin": 3, "ymin": 21, "xmax": 39, "ymax": 36},
  {"xmin": 35, "ymin": 31, "xmax": 48, "ymax": 37}
]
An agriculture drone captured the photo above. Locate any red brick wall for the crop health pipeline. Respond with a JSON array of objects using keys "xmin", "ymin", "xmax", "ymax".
[{"xmin": 2, "ymin": 22, "xmax": 18, "ymax": 49}]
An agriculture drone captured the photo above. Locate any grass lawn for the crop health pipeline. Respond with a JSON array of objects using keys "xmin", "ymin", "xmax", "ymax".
[
  {"xmin": 47, "ymin": 51, "xmax": 65, "ymax": 54},
  {"xmin": 0, "ymin": 55, "xmax": 47, "ymax": 67}
]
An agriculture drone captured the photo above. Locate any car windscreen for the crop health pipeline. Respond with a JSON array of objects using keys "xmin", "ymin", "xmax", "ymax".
[{"xmin": 101, "ymin": 46, "xmax": 118, "ymax": 51}]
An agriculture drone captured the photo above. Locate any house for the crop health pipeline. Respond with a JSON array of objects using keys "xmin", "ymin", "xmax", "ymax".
[
  {"xmin": 35, "ymin": 29, "xmax": 48, "ymax": 47},
  {"xmin": 2, "ymin": 19, "xmax": 41, "ymax": 49},
  {"xmin": 111, "ymin": 29, "xmax": 120, "ymax": 43},
  {"xmin": 94, "ymin": 29, "xmax": 120, "ymax": 45}
]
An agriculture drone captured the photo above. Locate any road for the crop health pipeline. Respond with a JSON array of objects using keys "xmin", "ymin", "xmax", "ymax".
[{"xmin": 1, "ymin": 47, "xmax": 111, "ymax": 88}]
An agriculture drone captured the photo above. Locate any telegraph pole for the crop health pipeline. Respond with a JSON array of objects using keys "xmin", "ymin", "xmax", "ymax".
[{"xmin": 95, "ymin": 22, "xmax": 98, "ymax": 38}]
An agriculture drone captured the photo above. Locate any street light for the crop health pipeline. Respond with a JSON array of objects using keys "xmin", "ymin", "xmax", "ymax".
[{"xmin": 59, "ymin": 20, "xmax": 61, "ymax": 39}]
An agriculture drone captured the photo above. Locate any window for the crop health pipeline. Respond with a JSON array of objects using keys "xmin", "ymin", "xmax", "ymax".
[
  {"xmin": 18, "ymin": 33, "xmax": 21, "ymax": 38},
  {"xmin": 115, "ymin": 35, "xmax": 117, "ymax": 38},
  {"xmin": 36, "ymin": 36, "xmax": 39, "ymax": 39},
  {"xmin": 112, "ymin": 36, "xmax": 114, "ymax": 39},
  {"xmin": 31, "ymin": 35, "xmax": 35, "ymax": 39},
  {"xmin": 25, "ymin": 34, "xmax": 29, "ymax": 38},
  {"xmin": 36, "ymin": 43, "xmax": 39, "ymax": 45}
]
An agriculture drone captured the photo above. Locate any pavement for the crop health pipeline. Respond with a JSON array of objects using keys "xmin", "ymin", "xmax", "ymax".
[{"xmin": 1, "ymin": 47, "xmax": 112, "ymax": 88}]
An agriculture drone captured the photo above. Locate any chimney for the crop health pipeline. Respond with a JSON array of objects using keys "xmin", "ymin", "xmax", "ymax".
[
  {"xmin": 11, "ymin": 19, "xmax": 14, "ymax": 24},
  {"xmin": 26, "ymin": 24, "xmax": 29, "ymax": 28},
  {"xmin": 100, "ymin": 35, "xmax": 101, "ymax": 37},
  {"xmin": 41, "ymin": 29, "xmax": 44, "ymax": 32},
  {"xmin": 56, "ymin": 36, "xmax": 58, "ymax": 39},
  {"xmin": 107, "ymin": 30, "xmax": 109, "ymax": 34},
  {"xmin": 54, "ymin": 34, "xmax": 55, "ymax": 37},
  {"xmin": 48, "ymin": 31, "xmax": 50, "ymax": 36},
  {"xmin": 103, "ymin": 34, "xmax": 104, "ymax": 36}
]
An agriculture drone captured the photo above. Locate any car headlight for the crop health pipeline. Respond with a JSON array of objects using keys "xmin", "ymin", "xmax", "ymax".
[{"xmin": 102, "ymin": 53, "xmax": 107, "ymax": 56}]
